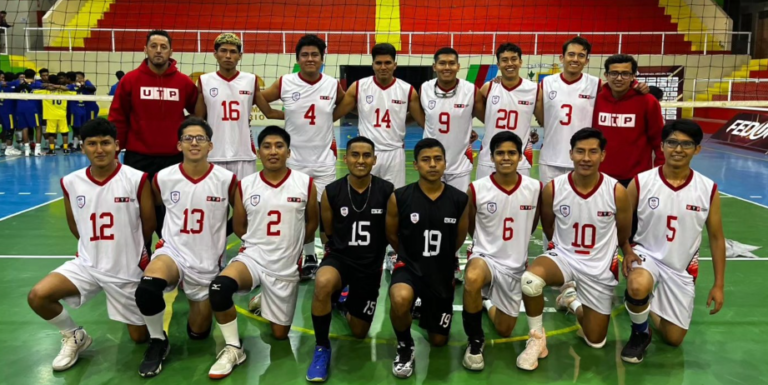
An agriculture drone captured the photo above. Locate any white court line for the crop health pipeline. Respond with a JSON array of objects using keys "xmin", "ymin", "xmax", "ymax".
[
  {"xmin": 18, "ymin": 192, "xmax": 30, "ymax": 195},
  {"xmin": 720, "ymin": 191, "xmax": 768, "ymax": 210},
  {"xmin": 0, "ymin": 197, "xmax": 63, "ymax": 222},
  {"xmin": 45, "ymin": 192, "xmax": 57, "ymax": 195},
  {"xmin": 750, "ymin": 196, "xmax": 763, "ymax": 199},
  {"xmin": 0, "ymin": 255, "xmax": 762, "ymax": 261}
]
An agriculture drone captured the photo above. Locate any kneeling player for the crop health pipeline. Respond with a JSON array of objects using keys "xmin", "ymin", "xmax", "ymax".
[
  {"xmin": 462, "ymin": 131, "xmax": 542, "ymax": 370},
  {"xmin": 27, "ymin": 118, "xmax": 156, "ymax": 371},
  {"xmin": 306, "ymin": 136, "xmax": 394, "ymax": 382},
  {"xmin": 134, "ymin": 117, "xmax": 236, "ymax": 377},
  {"xmin": 386, "ymin": 138, "xmax": 470, "ymax": 378},
  {"xmin": 620, "ymin": 119, "xmax": 725, "ymax": 363},
  {"xmin": 206, "ymin": 126, "xmax": 318, "ymax": 379},
  {"xmin": 517, "ymin": 128, "xmax": 636, "ymax": 370}
]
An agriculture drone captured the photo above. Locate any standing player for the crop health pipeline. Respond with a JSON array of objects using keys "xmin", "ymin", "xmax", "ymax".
[
  {"xmin": 475, "ymin": 43, "xmax": 538, "ymax": 179},
  {"xmin": 332, "ymin": 43, "xmax": 423, "ymax": 189},
  {"xmin": 386, "ymin": 138, "xmax": 470, "ymax": 378},
  {"xmin": 306, "ymin": 136, "xmax": 394, "ymax": 382},
  {"xmin": 206, "ymin": 126, "xmax": 318, "ymax": 379},
  {"xmin": 76, "ymin": 72, "xmax": 99, "ymax": 123},
  {"xmin": 620, "ymin": 120, "xmax": 725, "ymax": 363},
  {"xmin": 134, "ymin": 117, "xmax": 236, "ymax": 377},
  {"xmin": 26, "ymin": 118, "xmax": 156, "ymax": 371},
  {"xmin": 13, "ymin": 69, "xmax": 43, "ymax": 156},
  {"xmin": 516, "ymin": 128, "xmax": 636, "ymax": 371},
  {"xmin": 462, "ymin": 131, "xmax": 542, "ymax": 370}
]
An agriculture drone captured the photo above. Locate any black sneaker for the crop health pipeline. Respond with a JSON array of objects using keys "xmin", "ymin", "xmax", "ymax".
[
  {"xmin": 46, "ymin": 150, "xmax": 56, "ymax": 156},
  {"xmin": 301, "ymin": 254, "xmax": 319, "ymax": 281},
  {"xmin": 63, "ymin": 149, "xmax": 70, "ymax": 155},
  {"xmin": 139, "ymin": 334, "xmax": 170, "ymax": 377},
  {"xmin": 620, "ymin": 328, "xmax": 652, "ymax": 363},
  {"xmin": 392, "ymin": 343, "xmax": 415, "ymax": 378}
]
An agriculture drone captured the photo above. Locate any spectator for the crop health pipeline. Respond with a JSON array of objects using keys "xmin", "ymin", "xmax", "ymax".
[
  {"xmin": 649, "ymin": 85, "xmax": 664, "ymax": 102},
  {"xmin": 108, "ymin": 71, "xmax": 124, "ymax": 96},
  {"xmin": 0, "ymin": 11, "xmax": 11, "ymax": 28}
]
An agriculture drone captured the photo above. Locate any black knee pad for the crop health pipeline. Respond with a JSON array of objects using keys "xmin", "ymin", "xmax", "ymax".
[
  {"xmin": 209, "ymin": 276, "xmax": 239, "ymax": 312},
  {"xmin": 624, "ymin": 289, "xmax": 650, "ymax": 307},
  {"xmin": 135, "ymin": 277, "xmax": 168, "ymax": 316},
  {"xmin": 188, "ymin": 321, "xmax": 211, "ymax": 340}
]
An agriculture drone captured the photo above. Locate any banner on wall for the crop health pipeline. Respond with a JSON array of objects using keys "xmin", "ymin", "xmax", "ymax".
[{"xmin": 710, "ymin": 112, "xmax": 768, "ymax": 152}]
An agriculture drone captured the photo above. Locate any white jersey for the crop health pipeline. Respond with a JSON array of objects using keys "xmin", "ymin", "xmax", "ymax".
[
  {"xmin": 471, "ymin": 174, "xmax": 542, "ymax": 274},
  {"xmin": 239, "ymin": 169, "xmax": 311, "ymax": 280},
  {"xmin": 200, "ymin": 71, "xmax": 258, "ymax": 162},
  {"xmin": 155, "ymin": 164, "xmax": 236, "ymax": 276},
  {"xmin": 60, "ymin": 164, "xmax": 147, "ymax": 283},
  {"xmin": 633, "ymin": 167, "xmax": 716, "ymax": 273},
  {"xmin": 540, "ymin": 73, "xmax": 601, "ymax": 168},
  {"xmin": 356, "ymin": 76, "xmax": 414, "ymax": 151},
  {"xmin": 421, "ymin": 78, "xmax": 476, "ymax": 175},
  {"xmin": 280, "ymin": 73, "xmax": 339, "ymax": 167},
  {"xmin": 551, "ymin": 172, "xmax": 619, "ymax": 273},
  {"xmin": 480, "ymin": 78, "xmax": 538, "ymax": 170}
]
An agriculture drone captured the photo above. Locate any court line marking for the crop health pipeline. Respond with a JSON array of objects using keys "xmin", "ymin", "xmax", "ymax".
[
  {"xmin": 701, "ymin": 145, "xmax": 768, "ymax": 163},
  {"xmin": 0, "ymin": 197, "xmax": 63, "ymax": 223},
  {"xmin": 720, "ymin": 191, "xmax": 768, "ymax": 210}
]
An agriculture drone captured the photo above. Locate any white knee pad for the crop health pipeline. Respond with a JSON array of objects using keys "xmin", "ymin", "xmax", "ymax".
[{"xmin": 521, "ymin": 271, "xmax": 546, "ymax": 297}]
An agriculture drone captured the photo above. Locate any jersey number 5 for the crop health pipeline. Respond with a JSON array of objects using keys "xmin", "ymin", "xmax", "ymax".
[{"xmin": 666, "ymin": 215, "xmax": 678, "ymax": 242}]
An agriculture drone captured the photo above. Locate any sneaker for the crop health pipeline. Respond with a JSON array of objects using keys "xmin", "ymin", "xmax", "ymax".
[
  {"xmin": 385, "ymin": 250, "xmax": 397, "ymax": 273},
  {"xmin": 621, "ymin": 328, "xmax": 652, "ymax": 364},
  {"xmin": 139, "ymin": 333, "xmax": 170, "ymax": 377},
  {"xmin": 52, "ymin": 327, "xmax": 93, "ymax": 371},
  {"xmin": 46, "ymin": 149, "xmax": 56, "ymax": 156},
  {"xmin": 209, "ymin": 344, "xmax": 246, "ymax": 379},
  {"xmin": 392, "ymin": 343, "xmax": 415, "ymax": 378},
  {"xmin": 556, "ymin": 287, "xmax": 577, "ymax": 313},
  {"xmin": 301, "ymin": 255, "xmax": 319, "ymax": 281},
  {"xmin": 306, "ymin": 345, "xmax": 332, "ymax": 382},
  {"xmin": 411, "ymin": 297, "xmax": 422, "ymax": 320},
  {"xmin": 63, "ymin": 149, "xmax": 70, "ymax": 155},
  {"xmin": 462, "ymin": 339, "xmax": 485, "ymax": 371},
  {"xmin": 5, "ymin": 147, "xmax": 21, "ymax": 156},
  {"xmin": 24, "ymin": 146, "xmax": 30, "ymax": 157},
  {"xmin": 516, "ymin": 329, "xmax": 548, "ymax": 371},
  {"xmin": 34, "ymin": 146, "xmax": 42, "ymax": 156},
  {"xmin": 248, "ymin": 293, "xmax": 262, "ymax": 315}
]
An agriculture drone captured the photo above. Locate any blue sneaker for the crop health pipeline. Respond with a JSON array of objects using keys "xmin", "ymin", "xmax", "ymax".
[{"xmin": 306, "ymin": 345, "xmax": 331, "ymax": 382}]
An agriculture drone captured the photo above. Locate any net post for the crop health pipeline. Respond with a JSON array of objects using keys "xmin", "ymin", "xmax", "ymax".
[
  {"xmin": 748, "ymin": 32, "xmax": 752, "ymax": 55},
  {"xmin": 282, "ymin": 32, "xmax": 286, "ymax": 54},
  {"xmin": 661, "ymin": 33, "xmax": 665, "ymax": 55},
  {"xmin": 111, "ymin": 30, "xmax": 115, "ymax": 53},
  {"xmin": 366, "ymin": 32, "xmax": 370, "ymax": 54},
  {"xmin": 2, "ymin": 28, "xmax": 6, "ymax": 54},
  {"xmin": 197, "ymin": 31, "xmax": 201, "ymax": 52},
  {"xmin": 618, "ymin": 33, "xmax": 622, "ymax": 53},
  {"xmin": 704, "ymin": 34, "xmax": 707, "ymax": 55},
  {"xmin": 24, "ymin": 28, "xmax": 29, "ymax": 53},
  {"xmin": 534, "ymin": 33, "xmax": 538, "ymax": 55},
  {"xmin": 68, "ymin": 30, "xmax": 72, "ymax": 52},
  {"xmin": 240, "ymin": 31, "xmax": 244, "ymax": 52},
  {"xmin": 492, "ymin": 33, "xmax": 495, "ymax": 55},
  {"xmin": 692, "ymin": 78, "xmax": 697, "ymax": 116},
  {"xmin": 409, "ymin": 33, "xmax": 412, "ymax": 54},
  {"xmin": 451, "ymin": 33, "xmax": 454, "ymax": 47},
  {"xmin": 325, "ymin": 33, "xmax": 328, "ymax": 54},
  {"xmin": 728, "ymin": 79, "xmax": 733, "ymax": 102}
]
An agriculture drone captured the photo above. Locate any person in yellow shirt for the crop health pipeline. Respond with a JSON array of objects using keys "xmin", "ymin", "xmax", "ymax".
[{"xmin": 34, "ymin": 75, "xmax": 74, "ymax": 155}]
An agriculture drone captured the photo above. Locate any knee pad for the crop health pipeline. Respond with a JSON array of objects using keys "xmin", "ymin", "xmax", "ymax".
[
  {"xmin": 583, "ymin": 334, "xmax": 607, "ymax": 349},
  {"xmin": 521, "ymin": 271, "xmax": 546, "ymax": 297},
  {"xmin": 135, "ymin": 277, "xmax": 168, "ymax": 316},
  {"xmin": 624, "ymin": 289, "xmax": 650, "ymax": 307},
  {"xmin": 187, "ymin": 321, "xmax": 211, "ymax": 340},
  {"xmin": 209, "ymin": 276, "xmax": 239, "ymax": 312}
]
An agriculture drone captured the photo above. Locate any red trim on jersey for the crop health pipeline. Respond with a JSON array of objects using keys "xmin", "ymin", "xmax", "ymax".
[
  {"xmin": 658, "ymin": 167, "xmax": 694, "ymax": 192},
  {"xmin": 260, "ymin": 169, "xmax": 292, "ymax": 188},
  {"xmin": 575, "ymin": 250, "xmax": 591, "ymax": 255},
  {"xmin": 710, "ymin": 183, "xmax": 718, "ymax": 204},
  {"xmin": 216, "ymin": 71, "xmax": 240, "ymax": 82},
  {"xmin": 356, "ymin": 81, "xmax": 360, "ymax": 108},
  {"xmin": 469, "ymin": 183, "xmax": 477, "ymax": 207},
  {"xmin": 373, "ymin": 76, "xmax": 396, "ymax": 91},
  {"xmin": 490, "ymin": 172, "xmax": 523, "ymax": 195},
  {"xmin": 551, "ymin": 179, "xmax": 556, "ymax": 202},
  {"xmin": 198, "ymin": 77, "xmax": 203, "ymax": 89},
  {"xmin": 153, "ymin": 173, "xmax": 162, "ymax": 196},
  {"xmin": 437, "ymin": 81, "xmax": 458, "ymax": 93},
  {"xmin": 278, "ymin": 76, "xmax": 283, "ymax": 96},
  {"xmin": 229, "ymin": 174, "xmax": 238, "ymax": 196},
  {"xmin": 502, "ymin": 77, "xmax": 523, "ymax": 92},
  {"xmin": 60, "ymin": 178, "xmax": 69, "ymax": 198},
  {"xmin": 633, "ymin": 174, "xmax": 641, "ymax": 208},
  {"xmin": 137, "ymin": 173, "xmax": 148, "ymax": 201},
  {"xmin": 597, "ymin": 79, "xmax": 603, "ymax": 91},
  {"xmin": 567, "ymin": 172, "xmax": 604, "ymax": 200},
  {"xmin": 179, "ymin": 163, "xmax": 214, "ymax": 185},
  {"xmin": 560, "ymin": 72, "xmax": 583, "ymax": 86},
  {"xmin": 486, "ymin": 81, "xmax": 493, "ymax": 98},
  {"xmin": 407, "ymin": 85, "xmax": 414, "ymax": 108},
  {"xmin": 237, "ymin": 180, "xmax": 243, "ymax": 199},
  {"xmin": 298, "ymin": 72, "xmax": 323, "ymax": 86},
  {"xmin": 307, "ymin": 177, "xmax": 314, "ymax": 200},
  {"xmin": 86, "ymin": 163, "xmax": 122, "ymax": 186}
]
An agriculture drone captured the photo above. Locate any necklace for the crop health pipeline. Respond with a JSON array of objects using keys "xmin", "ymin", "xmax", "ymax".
[{"xmin": 347, "ymin": 175, "xmax": 372, "ymax": 213}]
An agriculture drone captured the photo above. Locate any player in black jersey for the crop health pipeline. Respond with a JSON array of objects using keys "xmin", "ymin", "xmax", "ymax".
[
  {"xmin": 386, "ymin": 138, "xmax": 470, "ymax": 379},
  {"xmin": 306, "ymin": 136, "xmax": 394, "ymax": 382}
]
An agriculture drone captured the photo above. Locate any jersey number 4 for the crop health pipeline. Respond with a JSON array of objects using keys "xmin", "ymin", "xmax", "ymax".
[
  {"xmin": 221, "ymin": 101, "xmax": 241, "ymax": 121},
  {"xmin": 305, "ymin": 104, "xmax": 317, "ymax": 125}
]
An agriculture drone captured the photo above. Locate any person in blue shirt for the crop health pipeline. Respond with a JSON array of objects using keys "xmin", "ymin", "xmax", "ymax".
[
  {"xmin": 12, "ymin": 69, "xmax": 43, "ymax": 156},
  {"xmin": 0, "ymin": 71, "xmax": 20, "ymax": 156},
  {"xmin": 76, "ymin": 72, "xmax": 98, "ymax": 122},
  {"xmin": 108, "ymin": 71, "xmax": 124, "ymax": 96},
  {"xmin": 36, "ymin": 68, "xmax": 50, "ymax": 149},
  {"xmin": 65, "ymin": 72, "xmax": 92, "ymax": 151}
]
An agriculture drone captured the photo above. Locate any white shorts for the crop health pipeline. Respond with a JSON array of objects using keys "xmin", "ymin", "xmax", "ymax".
[
  {"xmin": 475, "ymin": 254, "xmax": 523, "ymax": 317},
  {"xmin": 212, "ymin": 160, "xmax": 257, "ymax": 180},
  {"xmin": 539, "ymin": 164, "xmax": 572, "ymax": 185},
  {"xmin": 476, "ymin": 163, "xmax": 530, "ymax": 180},
  {"xmin": 53, "ymin": 260, "xmax": 145, "ymax": 325},
  {"xmin": 230, "ymin": 254, "xmax": 299, "ymax": 326},
  {"xmin": 372, "ymin": 148, "xmax": 406, "ymax": 189},
  {"xmin": 152, "ymin": 246, "xmax": 220, "ymax": 302},
  {"xmin": 443, "ymin": 171, "xmax": 471, "ymax": 193},
  {"xmin": 287, "ymin": 162, "xmax": 336, "ymax": 201},
  {"xmin": 539, "ymin": 249, "xmax": 619, "ymax": 315},
  {"xmin": 631, "ymin": 252, "xmax": 696, "ymax": 330}
]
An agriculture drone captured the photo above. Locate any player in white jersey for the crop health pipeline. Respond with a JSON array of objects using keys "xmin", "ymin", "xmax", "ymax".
[
  {"xmin": 27, "ymin": 118, "xmax": 156, "ymax": 371},
  {"xmin": 516, "ymin": 128, "xmax": 636, "ymax": 371},
  {"xmin": 620, "ymin": 120, "xmax": 725, "ymax": 363},
  {"xmin": 133, "ymin": 118, "xmax": 236, "ymax": 377},
  {"xmin": 206, "ymin": 126, "xmax": 318, "ymax": 379},
  {"xmin": 462, "ymin": 131, "xmax": 542, "ymax": 371},
  {"xmin": 475, "ymin": 43, "xmax": 539, "ymax": 180},
  {"xmin": 332, "ymin": 43, "xmax": 424, "ymax": 189},
  {"xmin": 195, "ymin": 33, "xmax": 283, "ymax": 179}
]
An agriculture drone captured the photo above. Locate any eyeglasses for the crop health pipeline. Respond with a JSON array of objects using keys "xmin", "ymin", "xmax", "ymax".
[
  {"xmin": 606, "ymin": 71, "xmax": 635, "ymax": 80},
  {"xmin": 181, "ymin": 135, "xmax": 209, "ymax": 144},
  {"xmin": 664, "ymin": 139, "xmax": 696, "ymax": 150},
  {"xmin": 434, "ymin": 82, "xmax": 457, "ymax": 98}
]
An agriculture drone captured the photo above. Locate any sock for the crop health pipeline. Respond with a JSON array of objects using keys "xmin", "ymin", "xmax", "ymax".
[
  {"xmin": 63, "ymin": 143, "xmax": 69, "ymax": 150},
  {"xmin": 527, "ymin": 314, "xmax": 543, "ymax": 334},
  {"xmin": 144, "ymin": 311, "xmax": 166, "ymax": 340},
  {"xmin": 47, "ymin": 308, "xmax": 78, "ymax": 332},
  {"xmin": 312, "ymin": 312, "xmax": 332, "ymax": 348},
  {"xmin": 627, "ymin": 305, "xmax": 650, "ymax": 334},
  {"xmin": 482, "ymin": 299, "xmax": 494, "ymax": 311},
  {"xmin": 569, "ymin": 299, "xmax": 582, "ymax": 314},
  {"xmin": 218, "ymin": 319, "xmax": 241, "ymax": 348},
  {"xmin": 303, "ymin": 242, "xmax": 316, "ymax": 258},
  {"xmin": 49, "ymin": 143, "xmax": 55, "ymax": 151},
  {"xmin": 394, "ymin": 327, "xmax": 413, "ymax": 346},
  {"xmin": 23, "ymin": 143, "xmax": 30, "ymax": 150},
  {"xmin": 462, "ymin": 309, "xmax": 484, "ymax": 341}
]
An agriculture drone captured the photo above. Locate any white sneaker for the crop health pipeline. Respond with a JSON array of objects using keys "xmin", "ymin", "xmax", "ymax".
[
  {"xmin": 52, "ymin": 327, "xmax": 93, "ymax": 371},
  {"xmin": 462, "ymin": 340, "xmax": 485, "ymax": 371},
  {"xmin": 24, "ymin": 145, "xmax": 30, "ymax": 157},
  {"xmin": 5, "ymin": 147, "xmax": 21, "ymax": 156},
  {"xmin": 556, "ymin": 287, "xmax": 578, "ymax": 313},
  {"xmin": 248, "ymin": 293, "xmax": 262, "ymax": 315},
  {"xmin": 516, "ymin": 329, "xmax": 548, "ymax": 371},
  {"xmin": 34, "ymin": 146, "xmax": 42, "ymax": 157},
  {"xmin": 392, "ymin": 343, "xmax": 415, "ymax": 378},
  {"xmin": 209, "ymin": 344, "xmax": 246, "ymax": 379}
]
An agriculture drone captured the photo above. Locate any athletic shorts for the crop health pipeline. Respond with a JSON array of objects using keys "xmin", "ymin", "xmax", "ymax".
[
  {"xmin": 87, "ymin": 104, "xmax": 100, "ymax": 121},
  {"xmin": 230, "ymin": 254, "xmax": 299, "ymax": 326},
  {"xmin": 320, "ymin": 253, "xmax": 383, "ymax": 323},
  {"xmin": 212, "ymin": 160, "xmax": 257, "ymax": 180},
  {"xmin": 152, "ymin": 244, "xmax": 221, "ymax": 302},
  {"xmin": 287, "ymin": 162, "xmax": 336, "ymax": 201},
  {"xmin": 539, "ymin": 164, "xmax": 572, "ymax": 186},
  {"xmin": 538, "ymin": 248, "xmax": 619, "ymax": 315},
  {"xmin": 46, "ymin": 119, "xmax": 69, "ymax": 134},
  {"xmin": 390, "ymin": 266, "xmax": 454, "ymax": 336},
  {"xmin": 632, "ymin": 251, "xmax": 696, "ymax": 330},
  {"xmin": 371, "ymin": 148, "xmax": 406, "ymax": 189},
  {"xmin": 476, "ymin": 163, "xmax": 530, "ymax": 180},
  {"xmin": 53, "ymin": 260, "xmax": 144, "ymax": 325},
  {"xmin": 15, "ymin": 111, "xmax": 39, "ymax": 129},
  {"xmin": 473, "ymin": 254, "xmax": 524, "ymax": 318},
  {"xmin": 0, "ymin": 113, "xmax": 14, "ymax": 131},
  {"xmin": 69, "ymin": 105, "xmax": 87, "ymax": 127},
  {"xmin": 443, "ymin": 171, "xmax": 471, "ymax": 193}
]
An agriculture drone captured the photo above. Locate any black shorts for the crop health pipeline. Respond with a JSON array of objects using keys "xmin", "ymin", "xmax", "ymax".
[
  {"xmin": 618, "ymin": 178, "xmax": 639, "ymax": 241},
  {"xmin": 320, "ymin": 254, "xmax": 382, "ymax": 323},
  {"xmin": 390, "ymin": 267, "xmax": 454, "ymax": 336},
  {"xmin": 123, "ymin": 151, "xmax": 184, "ymax": 181}
]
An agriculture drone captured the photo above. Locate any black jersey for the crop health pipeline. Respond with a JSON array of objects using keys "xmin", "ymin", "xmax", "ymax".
[
  {"xmin": 325, "ymin": 175, "xmax": 394, "ymax": 273},
  {"xmin": 394, "ymin": 182, "xmax": 468, "ymax": 298}
]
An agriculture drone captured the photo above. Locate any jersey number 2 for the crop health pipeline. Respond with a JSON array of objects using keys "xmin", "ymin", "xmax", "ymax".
[
  {"xmin": 89, "ymin": 212, "xmax": 114, "ymax": 241},
  {"xmin": 267, "ymin": 210, "xmax": 281, "ymax": 236}
]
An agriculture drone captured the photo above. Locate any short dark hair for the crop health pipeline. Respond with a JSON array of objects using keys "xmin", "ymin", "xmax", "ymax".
[
  {"xmin": 489, "ymin": 131, "xmax": 523, "ymax": 156},
  {"xmin": 66, "ymin": 72, "xmax": 77, "ymax": 82},
  {"xmin": 0, "ymin": 11, "xmax": 6, "ymax": 15},
  {"xmin": 434, "ymin": 47, "xmax": 459, "ymax": 63},
  {"xmin": 604, "ymin": 54, "xmax": 638, "ymax": 74},
  {"xmin": 75, "ymin": 71, "xmax": 85, "ymax": 78},
  {"xmin": 257, "ymin": 126, "xmax": 290, "ymax": 147},
  {"xmin": 347, "ymin": 136, "xmax": 375, "ymax": 152},
  {"xmin": 570, "ymin": 127, "xmax": 607, "ymax": 150},
  {"xmin": 414, "ymin": 138, "xmax": 446, "ymax": 160},
  {"xmin": 47, "ymin": 75, "xmax": 59, "ymax": 85},
  {"xmin": 115, "ymin": 70, "xmax": 125, "ymax": 80},
  {"xmin": 24, "ymin": 69, "xmax": 36, "ymax": 78},
  {"xmin": 662, "ymin": 119, "xmax": 703, "ymax": 145},
  {"xmin": 562, "ymin": 36, "xmax": 592, "ymax": 56},
  {"xmin": 496, "ymin": 43, "xmax": 523, "ymax": 62},
  {"xmin": 56, "ymin": 71, "xmax": 66, "ymax": 77},
  {"xmin": 649, "ymin": 86, "xmax": 664, "ymax": 101},
  {"xmin": 146, "ymin": 30, "xmax": 172, "ymax": 47},
  {"xmin": 80, "ymin": 118, "xmax": 118, "ymax": 141},
  {"xmin": 371, "ymin": 43, "xmax": 397, "ymax": 61},
  {"xmin": 177, "ymin": 116, "xmax": 213, "ymax": 140},
  {"xmin": 39, "ymin": 68, "xmax": 49, "ymax": 75},
  {"xmin": 295, "ymin": 34, "xmax": 326, "ymax": 61}
]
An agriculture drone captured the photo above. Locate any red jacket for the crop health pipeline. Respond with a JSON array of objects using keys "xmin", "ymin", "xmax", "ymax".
[
  {"xmin": 108, "ymin": 59, "xmax": 198, "ymax": 156},
  {"xmin": 592, "ymin": 84, "xmax": 665, "ymax": 181}
]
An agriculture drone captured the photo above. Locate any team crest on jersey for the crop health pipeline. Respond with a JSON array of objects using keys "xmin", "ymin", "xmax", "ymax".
[
  {"xmin": 648, "ymin": 197, "xmax": 660, "ymax": 210},
  {"xmin": 428, "ymin": 100, "xmax": 436, "ymax": 110},
  {"xmin": 559, "ymin": 205, "xmax": 571, "ymax": 217},
  {"xmin": 250, "ymin": 195, "xmax": 261, "ymax": 206},
  {"xmin": 487, "ymin": 202, "xmax": 497, "ymax": 214},
  {"xmin": 491, "ymin": 95, "xmax": 500, "ymax": 105},
  {"xmin": 292, "ymin": 92, "xmax": 301, "ymax": 101},
  {"xmin": 76, "ymin": 195, "xmax": 86, "ymax": 208},
  {"xmin": 366, "ymin": 95, "xmax": 374, "ymax": 104},
  {"xmin": 170, "ymin": 191, "xmax": 180, "ymax": 203},
  {"xmin": 341, "ymin": 207, "xmax": 348, "ymax": 217},
  {"xmin": 549, "ymin": 91, "xmax": 557, "ymax": 100},
  {"xmin": 210, "ymin": 88, "xmax": 218, "ymax": 97},
  {"xmin": 411, "ymin": 213, "xmax": 419, "ymax": 223}
]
